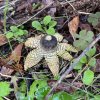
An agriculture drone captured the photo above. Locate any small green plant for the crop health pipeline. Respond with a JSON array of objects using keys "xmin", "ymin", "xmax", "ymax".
[
  {"xmin": 0, "ymin": 82, "xmax": 11, "ymax": 100},
  {"xmin": 73, "ymin": 47, "xmax": 96, "ymax": 85},
  {"xmin": 6, "ymin": 26, "xmax": 28, "ymax": 42},
  {"xmin": 28, "ymin": 80, "xmax": 50, "ymax": 100},
  {"xmin": 49, "ymin": 91, "xmax": 72, "ymax": 100},
  {"xmin": 72, "ymin": 90, "xmax": 100, "ymax": 100},
  {"xmin": 88, "ymin": 12, "xmax": 100, "ymax": 26},
  {"xmin": 32, "ymin": 15, "xmax": 57, "ymax": 35},
  {"xmin": 73, "ymin": 30, "xmax": 94, "ymax": 50},
  {"xmin": 17, "ymin": 80, "xmax": 50, "ymax": 100},
  {"xmin": 17, "ymin": 79, "xmax": 74, "ymax": 100},
  {"xmin": 82, "ymin": 69, "xmax": 94, "ymax": 85},
  {"xmin": 32, "ymin": 3, "xmax": 41, "ymax": 10}
]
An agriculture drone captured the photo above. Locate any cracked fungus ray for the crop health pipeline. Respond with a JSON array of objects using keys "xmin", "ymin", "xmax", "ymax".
[{"xmin": 24, "ymin": 33, "xmax": 78, "ymax": 76}]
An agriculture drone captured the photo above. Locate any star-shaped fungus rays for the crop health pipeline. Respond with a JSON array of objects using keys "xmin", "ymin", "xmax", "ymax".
[{"xmin": 24, "ymin": 33, "xmax": 78, "ymax": 76}]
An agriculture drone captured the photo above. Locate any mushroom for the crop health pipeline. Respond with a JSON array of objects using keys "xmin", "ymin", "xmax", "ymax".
[{"xmin": 24, "ymin": 33, "xmax": 78, "ymax": 76}]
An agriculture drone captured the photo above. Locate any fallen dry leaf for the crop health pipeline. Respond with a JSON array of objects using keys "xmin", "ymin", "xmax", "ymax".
[
  {"xmin": 0, "ymin": 66, "xmax": 14, "ymax": 76},
  {"xmin": 68, "ymin": 16, "xmax": 79, "ymax": 40},
  {"xmin": 9, "ymin": 43, "xmax": 23, "ymax": 62},
  {"xmin": 48, "ymin": 80, "xmax": 75, "ymax": 93},
  {"xmin": 0, "ymin": 58, "xmax": 14, "ymax": 75},
  {"xmin": 94, "ymin": 59, "xmax": 100, "ymax": 72},
  {"xmin": 0, "ymin": 34, "xmax": 8, "ymax": 46}
]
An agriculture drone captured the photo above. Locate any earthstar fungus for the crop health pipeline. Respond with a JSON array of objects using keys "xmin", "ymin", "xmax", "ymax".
[{"xmin": 24, "ymin": 33, "xmax": 78, "ymax": 76}]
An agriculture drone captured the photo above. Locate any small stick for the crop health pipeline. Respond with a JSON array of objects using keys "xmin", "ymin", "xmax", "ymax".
[{"xmin": 17, "ymin": 2, "xmax": 53, "ymax": 27}]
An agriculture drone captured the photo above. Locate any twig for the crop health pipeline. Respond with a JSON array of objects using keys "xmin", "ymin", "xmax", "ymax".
[
  {"xmin": 0, "ymin": 0, "xmax": 20, "ymax": 10},
  {"xmin": 17, "ymin": 2, "xmax": 53, "ymax": 27},
  {"xmin": 72, "ymin": 64, "xmax": 88, "ymax": 83},
  {"xmin": 0, "ymin": 72, "xmax": 33, "ymax": 80},
  {"xmin": 45, "ymin": 34, "xmax": 100, "ymax": 100},
  {"xmin": 3, "ymin": 97, "xmax": 10, "ymax": 100}
]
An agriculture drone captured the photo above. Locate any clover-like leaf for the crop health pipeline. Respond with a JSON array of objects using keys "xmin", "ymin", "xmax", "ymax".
[
  {"xmin": 88, "ymin": 58, "xmax": 96, "ymax": 67},
  {"xmin": 18, "ymin": 29, "xmax": 25, "ymax": 36},
  {"xmin": 32, "ymin": 21, "xmax": 43, "ymax": 31},
  {"xmin": 88, "ymin": 12, "xmax": 100, "ymax": 26},
  {"xmin": 10, "ymin": 26, "xmax": 18, "ymax": 32},
  {"xmin": 6, "ymin": 32, "xmax": 14, "ymax": 39},
  {"xmin": 73, "ymin": 30, "xmax": 94, "ymax": 50},
  {"xmin": 23, "ymin": 30, "xmax": 28, "ymax": 34},
  {"xmin": 43, "ymin": 15, "xmax": 51, "ymax": 25},
  {"xmin": 82, "ymin": 69, "xmax": 94, "ymax": 85},
  {"xmin": 86, "ymin": 47, "xmax": 96, "ymax": 57},
  {"xmin": 0, "ymin": 82, "xmax": 11, "ymax": 97},
  {"xmin": 49, "ymin": 21, "xmax": 57, "ymax": 28},
  {"xmin": 73, "ymin": 39, "xmax": 88, "ymax": 50},
  {"xmin": 80, "ymin": 56, "xmax": 87, "ymax": 63},
  {"xmin": 46, "ymin": 27, "xmax": 55, "ymax": 35},
  {"xmin": 74, "ymin": 62, "xmax": 83, "ymax": 70},
  {"xmin": 95, "ymin": 12, "xmax": 100, "ymax": 18}
]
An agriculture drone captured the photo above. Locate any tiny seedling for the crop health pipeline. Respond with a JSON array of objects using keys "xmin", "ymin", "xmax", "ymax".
[
  {"xmin": 6, "ymin": 26, "xmax": 28, "ymax": 42},
  {"xmin": 88, "ymin": 12, "xmax": 100, "ymax": 26},
  {"xmin": 73, "ymin": 47, "xmax": 96, "ymax": 85},
  {"xmin": 32, "ymin": 15, "xmax": 57, "ymax": 35},
  {"xmin": 73, "ymin": 30, "xmax": 94, "ymax": 50},
  {"xmin": 32, "ymin": 3, "xmax": 41, "ymax": 10}
]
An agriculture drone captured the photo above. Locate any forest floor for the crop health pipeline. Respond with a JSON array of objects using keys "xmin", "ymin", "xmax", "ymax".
[{"xmin": 0, "ymin": 0, "xmax": 100, "ymax": 100}]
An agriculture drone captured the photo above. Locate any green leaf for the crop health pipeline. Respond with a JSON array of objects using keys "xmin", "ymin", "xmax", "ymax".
[
  {"xmin": 6, "ymin": 32, "xmax": 14, "ymax": 39},
  {"xmin": 32, "ymin": 21, "xmax": 43, "ymax": 31},
  {"xmin": 50, "ymin": 91, "xmax": 72, "ymax": 100},
  {"xmin": 35, "ymin": 87, "xmax": 50, "ymax": 100},
  {"xmin": 28, "ymin": 80, "xmax": 48, "ymax": 99},
  {"xmin": 14, "ymin": 32, "xmax": 19, "ymax": 38},
  {"xmin": 49, "ymin": 21, "xmax": 57, "ymax": 28},
  {"xmin": 88, "ymin": 12, "xmax": 100, "ymax": 26},
  {"xmin": 0, "ymin": 97, "xmax": 3, "ymax": 100},
  {"xmin": 0, "ymin": 82, "xmax": 11, "ymax": 97},
  {"xmin": 46, "ymin": 27, "xmax": 55, "ymax": 35},
  {"xmin": 17, "ymin": 29, "xmax": 25, "ymax": 36},
  {"xmin": 88, "ymin": 58, "xmax": 96, "ymax": 67},
  {"xmin": 94, "ymin": 95, "xmax": 100, "ymax": 100},
  {"xmin": 43, "ymin": 15, "xmax": 51, "ymax": 25},
  {"xmin": 80, "ymin": 56, "xmax": 87, "ymax": 63},
  {"xmin": 79, "ymin": 30, "xmax": 87, "ymax": 37},
  {"xmin": 82, "ymin": 69, "xmax": 94, "ymax": 85},
  {"xmin": 88, "ymin": 14, "xmax": 95, "ymax": 23},
  {"xmin": 86, "ymin": 31, "xmax": 94, "ymax": 41},
  {"xmin": 10, "ymin": 26, "xmax": 18, "ymax": 32},
  {"xmin": 72, "ymin": 90, "xmax": 85, "ymax": 100},
  {"xmin": 86, "ymin": 47, "xmax": 96, "ymax": 57},
  {"xmin": 73, "ymin": 40, "xmax": 88, "ymax": 50},
  {"xmin": 74, "ymin": 62, "xmax": 83, "ymax": 70},
  {"xmin": 92, "ymin": 19, "xmax": 98, "ymax": 26},
  {"xmin": 73, "ymin": 30, "xmax": 94, "ymax": 50},
  {"xmin": 23, "ymin": 30, "xmax": 28, "ymax": 34},
  {"xmin": 17, "ymin": 92, "xmax": 27, "ymax": 100},
  {"xmin": 19, "ymin": 81, "xmax": 27, "ymax": 93},
  {"xmin": 95, "ymin": 12, "xmax": 100, "ymax": 18}
]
